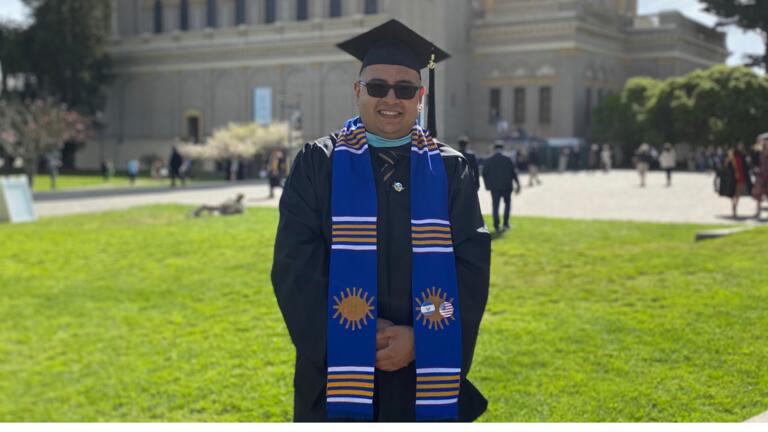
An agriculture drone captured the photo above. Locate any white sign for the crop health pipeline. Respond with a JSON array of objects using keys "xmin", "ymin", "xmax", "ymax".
[
  {"xmin": 0, "ymin": 175, "xmax": 37, "ymax": 224},
  {"xmin": 253, "ymin": 87, "xmax": 272, "ymax": 126}
]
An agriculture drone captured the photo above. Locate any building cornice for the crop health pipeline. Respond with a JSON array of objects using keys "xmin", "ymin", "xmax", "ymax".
[{"xmin": 475, "ymin": 40, "xmax": 722, "ymax": 69}]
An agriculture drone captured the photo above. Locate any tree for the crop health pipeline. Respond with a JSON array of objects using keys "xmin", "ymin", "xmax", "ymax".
[
  {"xmin": 701, "ymin": 0, "xmax": 768, "ymax": 71},
  {"xmin": 178, "ymin": 122, "xmax": 289, "ymax": 181},
  {"xmin": 0, "ymin": 98, "xmax": 91, "ymax": 186},
  {"xmin": 701, "ymin": 65, "xmax": 768, "ymax": 146},
  {"xmin": 0, "ymin": 21, "xmax": 31, "ymax": 96},
  {"xmin": 22, "ymin": 0, "xmax": 113, "ymax": 114},
  {"xmin": 592, "ymin": 77, "xmax": 662, "ymax": 159},
  {"xmin": 591, "ymin": 94, "xmax": 637, "ymax": 153},
  {"xmin": 592, "ymin": 65, "xmax": 768, "ymax": 155}
]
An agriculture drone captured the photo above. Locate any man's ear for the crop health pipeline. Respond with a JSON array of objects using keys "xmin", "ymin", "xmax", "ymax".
[
  {"xmin": 354, "ymin": 80, "xmax": 362, "ymax": 99},
  {"xmin": 419, "ymin": 86, "xmax": 426, "ymax": 98}
]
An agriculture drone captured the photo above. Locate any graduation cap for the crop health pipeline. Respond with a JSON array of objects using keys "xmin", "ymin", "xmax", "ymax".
[{"xmin": 337, "ymin": 19, "xmax": 450, "ymax": 138}]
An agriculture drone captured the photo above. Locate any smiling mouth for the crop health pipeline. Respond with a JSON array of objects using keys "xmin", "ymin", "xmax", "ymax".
[{"xmin": 377, "ymin": 109, "xmax": 402, "ymax": 119}]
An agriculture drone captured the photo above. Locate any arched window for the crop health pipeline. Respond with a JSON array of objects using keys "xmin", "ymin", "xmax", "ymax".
[
  {"xmin": 330, "ymin": 0, "xmax": 342, "ymax": 17},
  {"xmin": 153, "ymin": 0, "xmax": 163, "ymax": 33},
  {"xmin": 206, "ymin": 0, "xmax": 217, "ymax": 28},
  {"xmin": 179, "ymin": 0, "xmax": 189, "ymax": 30},
  {"xmin": 297, "ymin": 0, "xmax": 308, "ymax": 21},
  {"xmin": 265, "ymin": 0, "xmax": 276, "ymax": 23},
  {"xmin": 364, "ymin": 0, "xmax": 377, "ymax": 14},
  {"xmin": 235, "ymin": 0, "xmax": 246, "ymax": 25}
]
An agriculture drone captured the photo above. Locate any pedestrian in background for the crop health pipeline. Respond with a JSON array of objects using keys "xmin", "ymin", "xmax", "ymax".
[
  {"xmin": 659, "ymin": 143, "xmax": 676, "ymax": 187},
  {"xmin": 601, "ymin": 144, "xmax": 612, "ymax": 173},
  {"xmin": 716, "ymin": 146, "xmax": 752, "ymax": 218},
  {"xmin": 588, "ymin": 143, "xmax": 600, "ymax": 172},
  {"xmin": 267, "ymin": 148, "xmax": 286, "ymax": 198},
  {"xmin": 127, "ymin": 159, "xmax": 139, "ymax": 185},
  {"xmin": 528, "ymin": 143, "xmax": 542, "ymax": 186},
  {"xmin": 634, "ymin": 143, "xmax": 652, "ymax": 188},
  {"xmin": 169, "ymin": 146, "xmax": 185, "ymax": 188},
  {"xmin": 482, "ymin": 144, "xmax": 521, "ymax": 233},
  {"xmin": 558, "ymin": 148, "xmax": 569, "ymax": 173}
]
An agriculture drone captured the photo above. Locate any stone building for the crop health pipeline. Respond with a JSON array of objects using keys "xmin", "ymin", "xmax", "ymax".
[{"xmin": 84, "ymin": 0, "xmax": 727, "ymax": 169}]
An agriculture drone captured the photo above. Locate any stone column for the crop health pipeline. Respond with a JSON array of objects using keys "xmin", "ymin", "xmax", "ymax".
[
  {"xmin": 343, "ymin": 0, "xmax": 357, "ymax": 16},
  {"xmin": 312, "ymin": 0, "xmax": 326, "ymax": 19},
  {"xmin": 280, "ymin": 0, "xmax": 291, "ymax": 22}
]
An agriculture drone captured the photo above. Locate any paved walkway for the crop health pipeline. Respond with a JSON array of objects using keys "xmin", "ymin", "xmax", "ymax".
[
  {"xmin": 34, "ymin": 169, "xmax": 767, "ymax": 225},
  {"xmin": 493, "ymin": 169, "xmax": 766, "ymax": 226}
]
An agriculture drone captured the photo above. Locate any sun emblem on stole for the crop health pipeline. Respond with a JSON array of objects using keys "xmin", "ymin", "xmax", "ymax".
[
  {"xmin": 332, "ymin": 287, "xmax": 375, "ymax": 331},
  {"xmin": 415, "ymin": 287, "xmax": 455, "ymax": 331}
]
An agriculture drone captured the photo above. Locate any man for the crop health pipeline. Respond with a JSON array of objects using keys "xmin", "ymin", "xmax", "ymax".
[
  {"xmin": 482, "ymin": 144, "xmax": 520, "ymax": 232},
  {"xmin": 272, "ymin": 20, "xmax": 490, "ymax": 422},
  {"xmin": 192, "ymin": 193, "xmax": 245, "ymax": 217},
  {"xmin": 457, "ymin": 136, "xmax": 480, "ymax": 192},
  {"xmin": 169, "ymin": 146, "xmax": 184, "ymax": 188},
  {"xmin": 267, "ymin": 148, "xmax": 287, "ymax": 198},
  {"xmin": 527, "ymin": 143, "xmax": 542, "ymax": 187}
]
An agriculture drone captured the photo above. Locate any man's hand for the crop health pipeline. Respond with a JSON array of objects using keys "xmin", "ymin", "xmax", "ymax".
[
  {"xmin": 376, "ymin": 318, "xmax": 395, "ymax": 349},
  {"xmin": 375, "ymin": 325, "xmax": 414, "ymax": 372},
  {"xmin": 377, "ymin": 318, "xmax": 394, "ymax": 330}
]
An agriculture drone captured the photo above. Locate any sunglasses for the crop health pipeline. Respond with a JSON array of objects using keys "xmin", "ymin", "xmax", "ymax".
[{"xmin": 358, "ymin": 80, "xmax": 421, "ymax": 100}]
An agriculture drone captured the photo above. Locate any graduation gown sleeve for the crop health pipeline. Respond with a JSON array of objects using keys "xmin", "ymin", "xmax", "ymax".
[
  {"xmin": 271, "ymin": 138, "xmax": 334, "ymax": 420},
  {"xmin": 442, "ymin": 146, "xmax": 492, "ymax": 420}
]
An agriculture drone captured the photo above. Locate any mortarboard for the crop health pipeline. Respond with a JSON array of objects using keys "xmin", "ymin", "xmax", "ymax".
[{"xmin": 337, "ymin": 19, "xmax": 450, "ymax": 138}]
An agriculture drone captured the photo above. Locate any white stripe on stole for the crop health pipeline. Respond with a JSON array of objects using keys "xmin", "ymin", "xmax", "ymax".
[
  {"xmin": 327, "ymin": 397, "xmax": 373, "ymax": 404},
  {"xmin": 332, "ymin": 216, "xmax": 377, "ymax": 222},
  {"xmin": 333, "ymin": 245, "xmax": 377, "ymax": 251},
  {"xmin": 413, "ymin": 247, "xmax": 454, "ymax": 253},
  {"xmin": 411, "ymin": 219, "xmax": 451, "ymax": 225},
  {"xmin": 328, "ymin": 366, "xmax": 375, "ymax": 372},
  {"xmin": 415, "ymin": 398, "xmax": 458, "ymax": 405},
  {"xmin": 416, "ymin": 368, "xmax": 461, "ymax": 374},
  {"xmin": 411, "ymin": 146, "xmax": 440, "ymax": 156},
  {"xmin": 335, "ymin": 144, "xmax": 369, "ymax": 155}
]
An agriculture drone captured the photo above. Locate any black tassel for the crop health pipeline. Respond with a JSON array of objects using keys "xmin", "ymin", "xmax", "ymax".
[{"xmin": 427, "ymin": 49, "xmax": 437, "ymax": 138}]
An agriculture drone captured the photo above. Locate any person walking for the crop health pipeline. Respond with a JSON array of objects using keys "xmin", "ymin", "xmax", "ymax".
[
  {"xmin": 588, "ymin": 143, "xmax": 600, "ymax": 172},
  {"xmin": 634, "ymin": 143, "xmax": 652, "ymax": 188},
  {"xmin": 528, "ymin": 143, "xmax": 542, "ymax": 186},
  {"xmin": 751, "ymin": 137, "xmax": 768, "ymax": 219},
  {"xmin": 266, "ymin": 148, "xmax": 287, "ymax": 198},
  {"xmin": 716, "ymin": 146, "xmax": 753, "ymax": 218},
  {"xmin": 127, "ymin": 159, "xmax": 139, "ymax": 185},
  {"xmin": 659, "ymin": 143, "xmax": 676, "ymax": 187},
  {"xmin": 558, "ymin": 148, "xmax": 569, "ymax": 173},
  {"xmin": 169, "ymin": 147, "xmax": 184, "ymax": 188},
  {"xmin": 601, "ymin": 144, "xmax": 612, "ymax": 173},
  {"xmin": 482, "ymin": 144, "xmax": 521, "ymax": 233}
]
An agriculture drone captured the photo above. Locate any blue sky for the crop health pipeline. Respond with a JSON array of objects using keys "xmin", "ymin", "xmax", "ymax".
[{"xmin": 0, "ymin": 0, "xmax": 763, "ymax": 66}]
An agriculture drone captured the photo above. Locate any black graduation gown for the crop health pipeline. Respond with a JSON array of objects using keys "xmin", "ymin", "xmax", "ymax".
[
  {"xmin": 271, "ymin": 133, "xmax": 491, "ymax": 422},
  {"xmin": 459, "ymin": 150, "xmax": 481, "ymax": 192}
]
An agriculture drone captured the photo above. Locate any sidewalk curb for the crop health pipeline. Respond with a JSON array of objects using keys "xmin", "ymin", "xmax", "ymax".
[
  {"xmin": 746, "ymin": 410, "xmax": 768, "ymax": 422},
  {"xmin": 33, "ymin": 179, "xmax": 266, "ymax": 202}
]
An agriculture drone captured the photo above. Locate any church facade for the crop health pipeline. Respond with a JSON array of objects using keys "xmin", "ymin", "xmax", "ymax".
[{"xmin": 85, "ymin": 0, "xmax": 727, "ymax": 169}]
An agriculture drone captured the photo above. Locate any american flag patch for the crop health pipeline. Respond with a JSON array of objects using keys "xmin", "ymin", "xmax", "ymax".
[{"xmin": 439, "ymin": 302, "xmax": 454, "ymax": 318}]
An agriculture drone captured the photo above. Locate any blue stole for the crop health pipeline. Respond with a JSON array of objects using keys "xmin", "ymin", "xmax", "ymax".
[{"xmin": 327, "ymin": 117, "xmax": 462, "ymax": 421}]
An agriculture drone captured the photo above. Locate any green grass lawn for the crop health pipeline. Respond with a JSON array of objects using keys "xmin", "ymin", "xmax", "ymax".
[{"xmin": 0, "ymin": 206, "xmax": 766, "ymax": 421}]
